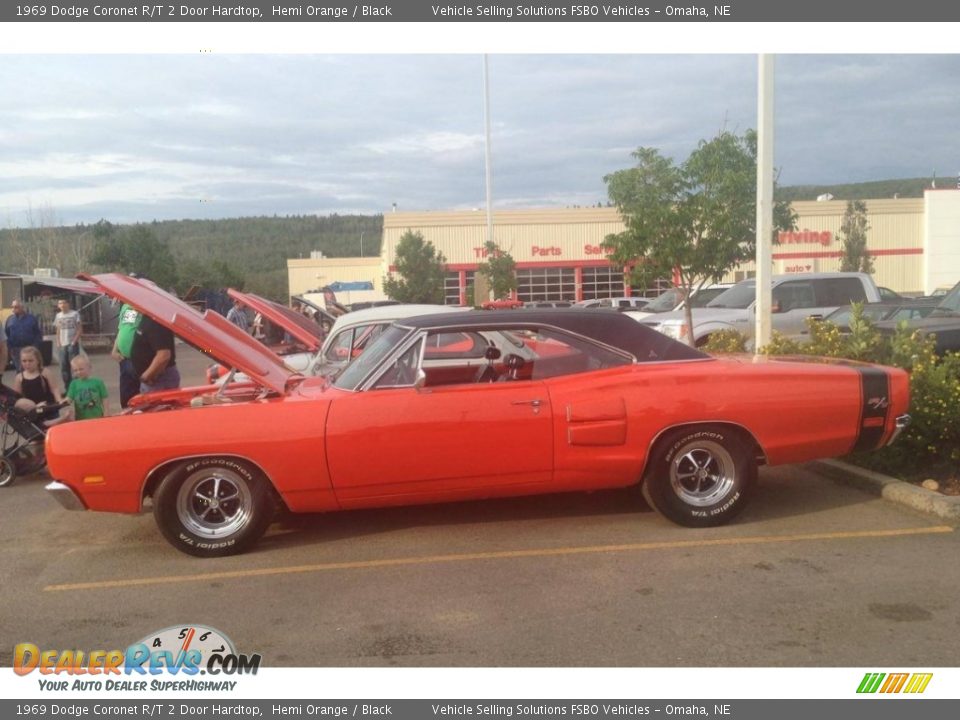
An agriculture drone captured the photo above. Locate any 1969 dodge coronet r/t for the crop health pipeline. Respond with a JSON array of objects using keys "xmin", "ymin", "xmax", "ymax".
[{"xmin": 45, "ymin": 274, "xmax": 911, "ymax": 557}]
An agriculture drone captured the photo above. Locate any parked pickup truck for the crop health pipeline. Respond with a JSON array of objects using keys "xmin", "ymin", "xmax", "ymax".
[
  {"xmin": 874, "ymin": 280, "xmax": 960, "ymax": 354},
  {"xmin": 641, "ymin": 272, "xmax": 882, "ymax": 348}
]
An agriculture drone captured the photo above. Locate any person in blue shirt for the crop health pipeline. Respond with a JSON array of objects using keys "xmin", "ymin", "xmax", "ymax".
[{"xmin": 5, "ymin": 300, "xmax": 44, "ymax": 373}]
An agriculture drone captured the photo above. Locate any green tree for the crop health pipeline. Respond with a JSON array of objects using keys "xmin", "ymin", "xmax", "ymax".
[
  {"xmin": 475, "ymin": 240, "xmax": 517, "ymax": 300},
  {"xmin": 838, "ymin": 199, "xmax": 874, "ymax": 274},
  {"xmin": 91, "ymin": 224, "xmax": 179, "ymax": 290},
  {"xmin": 603, "ymin": 130, "xmax": 797, "ymax": 345},
  {"xmin": 383, "ymin": 230, "xmax": 447, "ymax": 304},
  {"xmin": 181, "ymin": 260, "xmax": 246, "ymax": 292}
]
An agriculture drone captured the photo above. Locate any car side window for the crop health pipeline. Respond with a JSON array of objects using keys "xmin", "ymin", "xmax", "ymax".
[
  {"xmin": 772, "ymin": 282, "xmax": 816, "ymax": 311},
  {"xmin": 354, "ymin": 323, "xmax": 389, "ymax": 355},
  {"xmin": 325, "ymin": 329, "xmax": 355, "ymax": 361},
  {"xmin": 815, "ymin": 278, "xmax": 868, "ymax": 306},
  {"xmin": 325, "ymin": 323, "xmax": 390, "ymax": 362},
  {"xmin": 423, "ymin": 331, "xmax": 487, "ymax": 359},
  {"xmin": 371, "ymin": 338, "xmax": 423, "ymax": 389}
]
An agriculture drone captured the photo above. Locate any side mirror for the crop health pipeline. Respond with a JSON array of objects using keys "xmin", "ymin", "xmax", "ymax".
[{"xmin": 413, "ymin": 369, "xmax": 428, "ymax": 392}]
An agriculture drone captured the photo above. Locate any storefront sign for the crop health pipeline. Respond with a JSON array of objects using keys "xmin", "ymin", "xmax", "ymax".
[{"xmin": 778, "ymin": 230, "xmax": 833, "ymax": 246}]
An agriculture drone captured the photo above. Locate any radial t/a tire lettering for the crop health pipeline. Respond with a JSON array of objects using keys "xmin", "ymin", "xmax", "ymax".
[
  {"xmin": 641, "ymin": 425, "xmax": 755, "ymax": 528},
  {"xmin": 153, "ymin": 457, "xmax": 273, "ymax": 557}
]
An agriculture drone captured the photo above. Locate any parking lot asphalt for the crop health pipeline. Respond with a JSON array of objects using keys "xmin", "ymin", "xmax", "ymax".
[{"xmin": 1, "ymin": 345, "xmax": 958, "ymax": 667}]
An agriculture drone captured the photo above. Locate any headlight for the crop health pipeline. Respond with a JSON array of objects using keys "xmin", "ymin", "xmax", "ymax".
[{"xmin": 658, "ymin": 323, "xmax": 686, "ymax": 340}]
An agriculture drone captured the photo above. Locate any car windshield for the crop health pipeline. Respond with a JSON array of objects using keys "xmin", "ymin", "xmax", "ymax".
[
  {"xmin": 333, "ymin": 325, "xmax": 412, "ymax": 390},
  {"xmin": 824, "ymin": 308, "xmax": 853, "ymax": 325},
  {"xmin": 644, "ymin": 288, "xmax": 683, "ymax": 312},
  {"xmin": 706, "ymin": 281, "xmax": 755, "ymax": 309},
  {"xmin": 932, "ymin": 283, "xmax": 960, "ymax": 316},
  {"xmin": 690, "ymin": 287, "xmax": 729, "ymax": 308},
  {"xmin": 825, "ymin": 305, "xmax": 889, "ymax": 325}
]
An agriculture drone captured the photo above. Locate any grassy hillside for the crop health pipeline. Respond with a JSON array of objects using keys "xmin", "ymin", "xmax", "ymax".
[
  {"xmin": 0, "ymin": 214, "xmax": 383, "ymax": 301},
  {"xmin": 776, "ymin": 176, "xmax": 942, "ymax": 202}
]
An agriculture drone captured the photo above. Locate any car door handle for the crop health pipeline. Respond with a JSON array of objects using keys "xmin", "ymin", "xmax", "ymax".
[{"xmin": 512, "ymin": 399, "xmax": 543, "ymax": 414}]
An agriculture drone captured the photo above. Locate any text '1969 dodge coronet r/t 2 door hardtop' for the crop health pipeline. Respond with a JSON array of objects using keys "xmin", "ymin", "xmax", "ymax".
[{"xmin": 45, "ymin": 274, "xmax": 911, "ymax": 557}]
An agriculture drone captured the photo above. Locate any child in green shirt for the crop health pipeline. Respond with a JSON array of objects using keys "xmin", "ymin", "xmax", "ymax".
[{"xmin": 67, "ymin": 355, "xmax": 110, "ymax": 420}]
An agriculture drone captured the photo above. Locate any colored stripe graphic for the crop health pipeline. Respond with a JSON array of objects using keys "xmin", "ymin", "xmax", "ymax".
[
  {"xmin": 857, "ymin": 673, "xmax": 885, "ymax": 693},
  {"xmin": 880, "ymin": 673, "xmax": 909, "ymax": 693},
  {"xmin": 904, "ymin": 674, "xmax": 933, "ymax": 693},
  {"xmin": 857, "ymin": 672, "xmax": 932, "ymax": 694}
]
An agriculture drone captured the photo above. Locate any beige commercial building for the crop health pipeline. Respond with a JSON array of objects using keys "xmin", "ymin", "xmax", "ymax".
[{"xmin": 288, "ymin": 189, "xmax": 960, "ymax": 304}]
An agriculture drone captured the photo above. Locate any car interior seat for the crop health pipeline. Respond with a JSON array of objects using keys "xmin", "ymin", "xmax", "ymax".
[
  {"xmin": 498, "ymin": 353, "xmax": 526, "ymax": 381},
  {"xmin": 475, "ymin": 345, "xmax": 502, "ymax": 383}
]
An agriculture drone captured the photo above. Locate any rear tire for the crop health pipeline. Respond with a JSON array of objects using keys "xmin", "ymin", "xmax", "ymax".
[
  {"xmin": 641, "ymin": 425, "xmax": 754, "ymax": 527},
  {"xmin": 153, "ymin": 457, "xmax": 273, "ymax": 557}
]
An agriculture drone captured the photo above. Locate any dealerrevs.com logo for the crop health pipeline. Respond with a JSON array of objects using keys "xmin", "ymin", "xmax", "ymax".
[
  {"xmin": 13, "ymin": 624, "xmax": 261, "ymax": 692},
  {"xmin": 857, "ymin": 672, "xmax": 933, "ymax": 694}
]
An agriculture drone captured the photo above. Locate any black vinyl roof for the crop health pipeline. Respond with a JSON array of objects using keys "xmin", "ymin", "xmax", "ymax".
[{"xmin": 397, "ymin": 308, "xmax": 707, "ymax": 363}]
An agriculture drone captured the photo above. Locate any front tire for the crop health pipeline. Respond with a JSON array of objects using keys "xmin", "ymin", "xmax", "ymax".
[
  {"xmin": 641, "ymin": 425, "xmax": 755, "ymax": 527},
  {"xmin": 153, "ymin": 457, "xmax": 273, "ymax": 557}
]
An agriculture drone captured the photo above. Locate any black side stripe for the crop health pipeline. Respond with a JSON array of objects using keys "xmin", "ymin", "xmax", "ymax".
[{"xmin": 854, "ymin": 367, "xmax": 891, "ymax": 452}]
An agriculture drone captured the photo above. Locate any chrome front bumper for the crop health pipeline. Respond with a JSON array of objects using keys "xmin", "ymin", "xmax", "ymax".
[
  {"xmin": 45, "ymin": 481, "xmax": 87, "ymax": 511},
  {"xmin": 887, "ymin": 414, "xmax": 911, "ymax": 446}
]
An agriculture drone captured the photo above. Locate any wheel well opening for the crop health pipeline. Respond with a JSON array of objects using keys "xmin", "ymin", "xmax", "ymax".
[
  {"xmin": 643, "ymin": 422, "xmax": 766, "ymax": 479},
  {"xmin": 141, "ymin": 456, "xmax": 289, "ymax": 513}
]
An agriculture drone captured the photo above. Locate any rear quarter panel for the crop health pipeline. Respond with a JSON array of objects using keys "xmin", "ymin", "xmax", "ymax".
[{"xmin": 547, "ymin": 356, "xmax": 879, "ymax": 490}]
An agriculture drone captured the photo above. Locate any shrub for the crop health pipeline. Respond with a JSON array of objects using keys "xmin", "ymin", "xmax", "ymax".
[
  {"xmin": 860, "ymin": 342, "xmax": 960, "ymax": 477},
  {"xmin": 702, "ymin": 329, "xmax": 748, "ymax": 354}
]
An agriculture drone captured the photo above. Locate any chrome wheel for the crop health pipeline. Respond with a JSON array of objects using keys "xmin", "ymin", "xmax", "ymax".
[
  {"xmin": 176, "ymin": 467, "xmax": 254, "ymax": 539},
  {"xmin": 669, "ymin": 439, "xmax": 737, "ymax": 507},
  {"xmin": 0, "ymin": 457, "xmax": 15, "ymax": 488}
]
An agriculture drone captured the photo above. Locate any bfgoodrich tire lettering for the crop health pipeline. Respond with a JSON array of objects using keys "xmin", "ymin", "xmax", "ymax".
[
  {"xmin": 641, "ymin": 425, "xmax": 755, "ymax": 528},
  {"xmin": 153, "ymin": 457, "xmax": 273, "ymax": 557}
]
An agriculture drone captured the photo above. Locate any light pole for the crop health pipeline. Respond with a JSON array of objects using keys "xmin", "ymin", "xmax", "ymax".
[
  {"xmin": 483, "ymin": 54, "xmax": 494, "ymax": 249},
  {"xmin": 755, "ymin": 54, "xmax": 775, "ymax": 353}
]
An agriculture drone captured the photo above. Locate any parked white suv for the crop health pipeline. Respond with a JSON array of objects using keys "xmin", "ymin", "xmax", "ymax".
[
  {"xmin": 575, "ymin": 296, "xmax": 650, "ymax": 310},
  {"xmin": 641, "ymin": 272, "xmax": 882, "ymax": 348}
]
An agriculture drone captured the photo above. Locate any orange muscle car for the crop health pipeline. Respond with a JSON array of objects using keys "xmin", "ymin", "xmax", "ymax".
[{"xmin": 45, "ymin": 274, "xmax": 911, "ymax": 557}]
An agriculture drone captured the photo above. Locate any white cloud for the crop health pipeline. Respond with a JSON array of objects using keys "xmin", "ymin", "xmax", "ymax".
[
  {"xmin": 362, "ymin": 131, "xmax": 484, "ymax": 156},
  {"xmin": 1, "ymin": 54, "xmax": 958, "ymax": 226}
]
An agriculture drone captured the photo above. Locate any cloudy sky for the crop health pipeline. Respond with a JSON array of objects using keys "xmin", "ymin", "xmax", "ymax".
[{"xmin": 1, "ymin": 53, "xmax": 958, "ymax": 227}]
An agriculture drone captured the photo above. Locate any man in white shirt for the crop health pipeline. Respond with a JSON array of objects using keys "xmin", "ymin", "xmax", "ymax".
[{"xmin": 54, "ymin": 298, "xmax": 82, "ymax": 390}]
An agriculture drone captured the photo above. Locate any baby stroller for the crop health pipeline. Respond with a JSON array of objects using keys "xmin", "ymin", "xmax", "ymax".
[{"xmin": 0, "ymin": 390, "xmax": 69, "ymax": 487}]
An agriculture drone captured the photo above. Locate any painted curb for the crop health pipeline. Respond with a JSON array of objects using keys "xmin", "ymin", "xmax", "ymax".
[{"xmin": 813, "ymin": 459, "xmax": 960, "ymax": 521}]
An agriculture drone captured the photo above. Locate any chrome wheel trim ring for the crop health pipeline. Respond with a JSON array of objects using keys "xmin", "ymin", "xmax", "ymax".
[
  {"xmin": 176, "ymin": 467, "xmax": 254, "ymax": 539},
  {"xmin": 669, "ymin": 439, "xmax": 737, "ymax": 507}
]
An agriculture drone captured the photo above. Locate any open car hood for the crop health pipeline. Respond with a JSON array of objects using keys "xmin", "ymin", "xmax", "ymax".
[
  {"xmin": 227, "ymin": 288, "xmax": 324, "ymax": 352},
  {"xmin": 79, "ymin": 273, "xmax": 297, "ymax": 395},
  {"xmin": 292, "ymin": 294, "xmax": 340, "ymax": 325}
]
